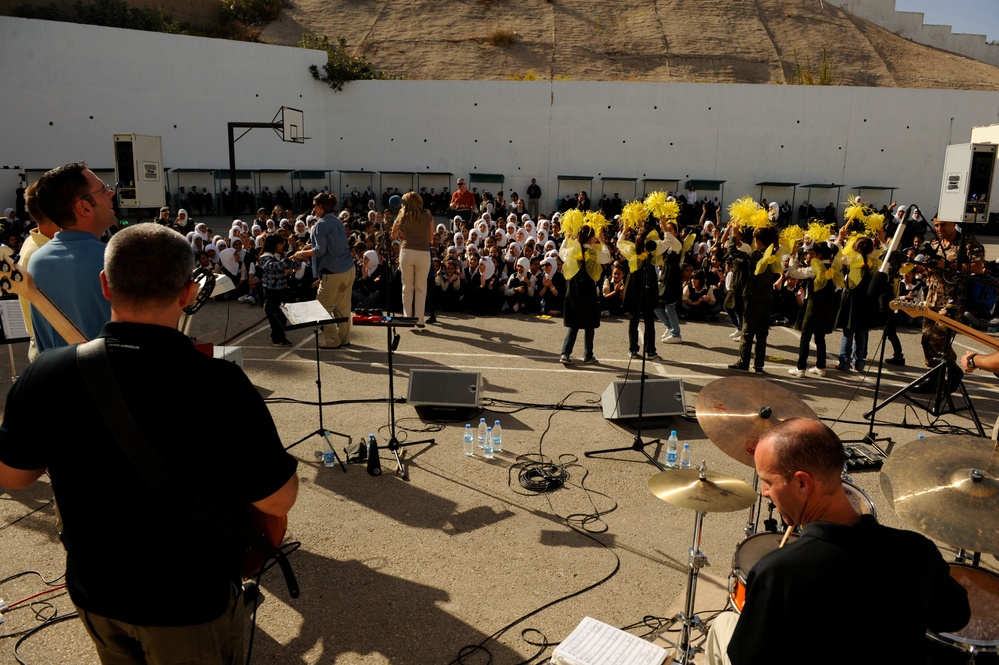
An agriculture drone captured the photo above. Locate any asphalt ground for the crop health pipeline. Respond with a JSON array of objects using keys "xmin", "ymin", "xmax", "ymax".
[{"xmin": 1, "ymin": 231, "xmax": 998, "ymax": 664}]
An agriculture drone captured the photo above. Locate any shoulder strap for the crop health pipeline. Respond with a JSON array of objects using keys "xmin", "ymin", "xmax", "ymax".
[{"xmin": 76, "ymin": 338, "xmax": 299, "ymax": 598}]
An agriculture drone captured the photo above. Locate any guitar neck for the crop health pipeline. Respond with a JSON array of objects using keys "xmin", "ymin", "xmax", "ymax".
[
  {"xmin": 892, "ymin": 299, "xmax": 999, "ymax": 352},
  {"xmin": 0, "ymin": 258, "xmax": 87, "ymax": 345}
]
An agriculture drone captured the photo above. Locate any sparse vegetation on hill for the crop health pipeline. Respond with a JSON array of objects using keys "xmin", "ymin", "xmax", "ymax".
[{"xmin": 298, "ymin": 33, "xmax": 398, "ymax": 92}]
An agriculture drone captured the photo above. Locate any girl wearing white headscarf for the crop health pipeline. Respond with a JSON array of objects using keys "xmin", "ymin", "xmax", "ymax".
[
  {"xmin": 467, "ymin": 256, "xmax": 500, "ymax": 314},
  {"xmin": 537, "ymin": 256, "xmax": 566, "ymax": 315},
  {"xmin": 194, "ymin": 223, "xmax": 209, "ymax": 244},
  {"xmin": 351, "ymin": 249, "xmax": 388, "ymax": 310},
  {"xmin": 503, "ymin": 256, "xmax": 536, "ymax": 313}
]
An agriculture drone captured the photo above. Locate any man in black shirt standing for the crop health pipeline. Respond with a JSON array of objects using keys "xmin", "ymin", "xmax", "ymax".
[
  {"xmin": 0, "ymin": 223, "xmax": 299, "ymax": 664},
  {"xmin": 705, "ymin": 419, "xmax": 969, "ymax": 665},
  {"xmin": 527, "ymin": 177, "xmax": 542, "ymax": 220}
]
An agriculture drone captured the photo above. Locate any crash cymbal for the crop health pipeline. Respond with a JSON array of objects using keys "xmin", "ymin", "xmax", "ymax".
[
  {"xmin": 649, "ymin": 466, "xmax": 758, "ymax": 512},
  {"xmin": 695, "ymin": 377, "xmax": 818, "ymax": 467},
  {"xmin": 881, "ymin": 435, "xmax": 999, "ymax": 553}
]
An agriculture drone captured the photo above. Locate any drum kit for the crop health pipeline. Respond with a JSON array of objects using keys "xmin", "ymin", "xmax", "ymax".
[{"xmin": 647, "ymin": 377, "xmax": 998, "ymax": 664}]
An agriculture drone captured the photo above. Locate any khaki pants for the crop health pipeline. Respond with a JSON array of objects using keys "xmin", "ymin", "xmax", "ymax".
[
  {"xmin": 77, "ymin": 584, "xmax": 244, "ymax": 665},
  {"xmin": 316, "ymin": 269, "xmax": 355, "ymax": 346}
]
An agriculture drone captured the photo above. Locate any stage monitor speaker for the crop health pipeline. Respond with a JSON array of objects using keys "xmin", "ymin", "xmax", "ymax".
[
  {"xmin": 601, "ymin": 378, "xmax": 685, "ymax": 420},
  {"xmin": 408, "ymin": 369, "xmax": 482, "ymax": 413}
]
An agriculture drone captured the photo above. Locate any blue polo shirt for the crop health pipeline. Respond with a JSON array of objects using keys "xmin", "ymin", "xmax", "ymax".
[
  {"xmin": 309, "ymin": 213, "xmax": 353, "ymax": 276},
  {"xmin": 28, "ymin": 230, "xmax": 111, "ymax": 352}
]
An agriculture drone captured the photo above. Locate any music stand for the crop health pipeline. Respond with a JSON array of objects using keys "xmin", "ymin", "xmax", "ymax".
[{"xmin": 281, "ymin": 300, "xmax": 351, "ymax": 471}]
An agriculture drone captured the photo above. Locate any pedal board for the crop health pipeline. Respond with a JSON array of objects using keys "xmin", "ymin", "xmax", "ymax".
[{"xmin": 843, "ymin": 444, "xmax": 884, "ymax": 472}]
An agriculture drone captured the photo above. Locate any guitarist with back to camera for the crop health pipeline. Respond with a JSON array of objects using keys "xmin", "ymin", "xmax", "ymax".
[{"xmin": 0, "ymin": 224, "xmax": 298, "ymax": 665}]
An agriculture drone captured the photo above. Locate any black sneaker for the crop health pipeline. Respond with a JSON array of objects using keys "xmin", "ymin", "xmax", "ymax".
[
  {"xmin": 728, "ymin": 362, "xmax": 748, "ymax": 371},
  {"xmin": 885, "ymin": 356, "xmax": 905, "ymax": 366},
  {"xmin": 272, "ymin": 340, "xmax": 292, "ymax": 347}
]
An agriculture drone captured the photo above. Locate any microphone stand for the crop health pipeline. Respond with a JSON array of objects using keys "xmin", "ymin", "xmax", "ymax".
[{"xmin": 586, "ymin": 248, "xmax": 666, "ymax": 471}]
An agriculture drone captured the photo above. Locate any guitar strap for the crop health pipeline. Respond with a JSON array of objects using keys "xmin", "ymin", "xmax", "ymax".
[{"xmin": 76, "ymin": 338, "xmax": 300, "ymax": 598}]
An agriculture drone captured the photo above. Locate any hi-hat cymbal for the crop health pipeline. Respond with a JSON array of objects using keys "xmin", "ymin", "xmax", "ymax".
[
  {"xmin": 881, "ymin": 435, "xmax": 999, "ymax": 553},
  {"xmin": 649, "ymin": 467, "xmax": 758, "ymax": 512},
  {"xmin": 695, "ymin": 377, "xmax": 817, "ymax": 467}
]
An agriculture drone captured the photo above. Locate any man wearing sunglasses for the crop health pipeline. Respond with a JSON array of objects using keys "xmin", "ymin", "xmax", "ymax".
[{"xmin": 27, "ymin": 162, "xmax": 119, "ymax": 352}]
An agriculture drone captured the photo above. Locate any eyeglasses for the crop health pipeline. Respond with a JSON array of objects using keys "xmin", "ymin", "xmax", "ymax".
[{"xmin": 79, "ymin": 182, "xmax": 113, "ymax": 201}]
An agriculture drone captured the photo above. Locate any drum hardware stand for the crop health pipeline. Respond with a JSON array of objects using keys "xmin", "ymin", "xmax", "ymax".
[
  {"xmin": 842, "ymin": 313, "xmax": 897, "ymax": 458},
  {"xmin": 672, "ymin": 467, "xmax": 712, "ymax": 664},
  {"xmin": 744, "ymin": 472, "xmax": 762, "ymax": 538},
  {"xmin": 586, "ymin": 259, "xmax": 665, "ymax": 471},
  {"xmin": 282, "ymin": 303, "xmax": 351, "ymax": 471}
]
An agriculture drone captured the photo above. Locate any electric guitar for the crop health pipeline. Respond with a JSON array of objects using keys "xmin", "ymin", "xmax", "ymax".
[
  {"xmin": 0, "ymin": 254, "xmax": 87, "ymax": 344},
  {"xmin": 890, "ymin": 299, "xmax": 999, "ymax": 352}
]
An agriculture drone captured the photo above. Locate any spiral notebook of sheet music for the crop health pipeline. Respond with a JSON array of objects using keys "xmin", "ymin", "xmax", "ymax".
[{"xmin": 550, "ymin": 616, "xmax": 671, "ymax": 665}]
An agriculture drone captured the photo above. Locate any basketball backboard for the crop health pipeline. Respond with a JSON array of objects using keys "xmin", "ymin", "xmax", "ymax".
[{"xmin": 274, "ymin": 106, "xmax": 305, "ymax": 144}]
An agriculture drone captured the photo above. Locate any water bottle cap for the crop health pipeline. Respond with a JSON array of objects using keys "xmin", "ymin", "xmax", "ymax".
[
  {"xmin": 480, "ymin": 417, "xmax": 486, "ymax": 422},
  {"xmin": 494, "ymin": 419, "xmax": 500, "ymax": 424},
  {"xmin": 671, "ymin": 430, "xmax": 677, "ymax": 436},
  {"xmin": 466, "ymin": 423, "xmax": 472, "ymax": 428},
  {"xmin": 683, "ymin": 442, "xmax": 690, "ymax": 448}
]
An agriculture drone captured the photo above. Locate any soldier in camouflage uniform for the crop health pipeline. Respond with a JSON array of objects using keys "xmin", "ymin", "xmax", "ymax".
[{"xmin": 921, "ymin": 218, "xmax": 985, "ymax": 365}]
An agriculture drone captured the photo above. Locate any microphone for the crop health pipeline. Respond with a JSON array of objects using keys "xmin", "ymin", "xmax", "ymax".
[
  {"xmin": 366, "ymin": 434, "xmax": 382, "ymax": 476},
  {"xmin": 869, "ymin": 208, "xmax": 910, "ymax": 297}
]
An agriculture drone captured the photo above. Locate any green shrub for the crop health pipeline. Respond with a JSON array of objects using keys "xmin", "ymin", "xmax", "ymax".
[
  {"xmin": 220, "ymin": 0, "xmax": 283, "ymax": 26},
  {"xmin": 74, "ymin": 0, "xmax": 182, "ymax": 33},
  {"xmin": 298, "ymin": 33, "xmax": 396, "ymax": 92}
]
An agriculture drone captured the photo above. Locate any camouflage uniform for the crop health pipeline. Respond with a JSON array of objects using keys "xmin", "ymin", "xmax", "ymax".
[{"xmin": 921, "ymin": 233, "xmax": 985, "ymax": 364}]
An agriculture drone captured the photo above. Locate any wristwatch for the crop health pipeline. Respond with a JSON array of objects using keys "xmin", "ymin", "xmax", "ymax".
[{"xmin": 968, "ymin": 354, "xmax": 977, "ymax": 370}]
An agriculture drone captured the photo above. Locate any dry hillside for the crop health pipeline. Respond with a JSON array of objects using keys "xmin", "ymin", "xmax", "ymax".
[{"xmin": 259, "ymin": 0, "xmax": 999, "ymax": 89}]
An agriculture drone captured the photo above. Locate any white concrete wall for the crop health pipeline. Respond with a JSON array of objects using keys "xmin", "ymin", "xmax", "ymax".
[
  {"xmin": 827, "ymin": 0, "xmax": 999, "ymax": 67},
  {"xmin": 3, "ymin": 16, "xmax": 999, "ymax": 218}
]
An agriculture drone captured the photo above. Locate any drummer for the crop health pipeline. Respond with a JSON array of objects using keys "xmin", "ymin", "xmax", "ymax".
[{"xmin": 705, "ymin": 418, "xmax": 969, "ymax": 665}]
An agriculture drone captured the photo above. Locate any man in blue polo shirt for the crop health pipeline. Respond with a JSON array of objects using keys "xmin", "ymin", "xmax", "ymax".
[
  {"xmin": 28, "ymin": 162, "xmax": 117, "ymax": 351},
  {"xmin": 293, "ymin": 192, "xmax": 354, "ymax": 348}
]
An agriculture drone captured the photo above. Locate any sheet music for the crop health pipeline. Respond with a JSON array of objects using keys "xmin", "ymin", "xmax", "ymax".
[
  {"xmin": 282, "ymin": 300, "xmax": 337, "ymax": 327},
  {"xmin": 0, "ymin": 299, "xmax": 29, "ymax": 341},
  {"xmin": 551, "ymin": 616, "xmax": 669, "ymax": 665}
]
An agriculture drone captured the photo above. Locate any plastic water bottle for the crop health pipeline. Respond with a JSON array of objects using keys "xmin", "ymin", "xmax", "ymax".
[
  {"xmin": 322, "ymin": 430, "xmax": 337, "ymax": 468},
  {"xmin": 477, "ymin": 417, "xmax": 488, "ymax": 449},
  {"xmin": 463, "ymin": 424, "xmax": 475, "ymax": 457},
  {"xmin": 679, "ymin": 442, "xmax": 692, "ymax": 470},
  {"xmin": 492, "ymin": 419, "xmax": 503, "ymax": 452},
  {"xmin": 664, "ymin": 430, "xmax": 679, "ymax": 469},
  {"xmin": 483, "ymin": 426, "xmax": 495, "ymax": 459}
]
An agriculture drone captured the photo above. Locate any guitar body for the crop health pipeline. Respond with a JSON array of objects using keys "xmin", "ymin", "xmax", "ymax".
[{"xmin": 240, "ymin": 505, "xmax": 288, "ymax": 579}]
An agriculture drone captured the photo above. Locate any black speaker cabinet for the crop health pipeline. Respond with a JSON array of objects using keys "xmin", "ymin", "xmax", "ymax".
[
  {"xmin": 601, "ymin": 378, "xmax": 685, "ymax": 420},
  {"xmin": 407, "ymin": 369, "xmax": 482, "ymax": 413}
]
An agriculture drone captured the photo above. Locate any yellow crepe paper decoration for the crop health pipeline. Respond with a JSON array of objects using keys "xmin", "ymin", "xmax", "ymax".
[
  {"xmin": 620, "ymin": 201, "xmax": 650, "ymax": 232},
  {"xmin": 681, "ymin": 231, "xmax": 697, "ymax": 254},
  {"xmin": 811, "ymin": 258, "xmax": 844, "ymax": 291},
  {"xmin": 644, "ymin": 191, "xmax": 679, "ymax": 221},
  {"xmin": 754, "ymin": 244, "xmax": 782, "ymax": 275},
  {"xmin": 560, "ymin": 237, "xmax": 607, "ymax": 282},
  {"xmin": 843, "ymin": 200, "xmax": 867, "ymax": 224}
]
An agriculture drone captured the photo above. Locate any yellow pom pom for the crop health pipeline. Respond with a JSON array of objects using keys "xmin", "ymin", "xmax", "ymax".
[
  {"xmin": 728, "ymin": 197, "xmax": 761, "ymax": 226},
  {"xmin": 864, "ymin": 212, "xmax": 884, "ymax": 234},
  {"xmin": 561, "ymin": 209, "xmax": 585, "ymax": 239},
  {"xmin": 780, "ymin": 226, "xmax": 805, "ymax": 246},
  {"xmin": 843, "ymin": 200, "xmax": 867, "ymax": 224},
  {"xmin": 620, "ymin": 201, "xmax": 649, "ymax": 231},
  {"xmin": 644, "ymin": 191, "xmax": 678, "ymax": 221},
  {"xmin": 805, "ymin": 222, "xmax": 834, "ymax": 243},
  {"xmin": 584, "ymin": 211, "xmax": 610, "ymax": 237}
]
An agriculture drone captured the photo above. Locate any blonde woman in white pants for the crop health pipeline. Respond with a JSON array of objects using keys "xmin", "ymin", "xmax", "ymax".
[{"xmin": 391, "ymin": 191, "xmax": 434, "ymax": 328}]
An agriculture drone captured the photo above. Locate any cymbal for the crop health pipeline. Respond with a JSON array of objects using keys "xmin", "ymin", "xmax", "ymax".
[
  {"xmin": 649, "ymin": 467, "xmax": 758, "ymax": 512},
  {"xmin": 695, "ymin": 377, "xmax": 818, "ymax": 467},
  {"xmin": 881, "ymin": 434, "xmax": 999, "ymax": 553}
]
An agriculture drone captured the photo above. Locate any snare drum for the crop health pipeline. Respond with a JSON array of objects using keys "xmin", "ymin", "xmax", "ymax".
[
  {"xmin": 729, "ymin": 532, "xmax": 798, "ymax": 613},
  {"xmin": 928, "ymin": 563, "xmax": 999, "ymax": 663},
  {"xmin": 842, "ymin": 479, "xmax": 876, "ymax": 518}
]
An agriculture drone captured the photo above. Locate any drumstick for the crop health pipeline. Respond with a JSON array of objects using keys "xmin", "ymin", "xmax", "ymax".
[{"xmin": 779, "ymin": 528, "xmax": 794, "ymax": 548}]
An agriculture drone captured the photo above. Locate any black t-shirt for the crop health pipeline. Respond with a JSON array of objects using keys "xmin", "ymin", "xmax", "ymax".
[
  {"xmin": 0, "ymin": 322, "xmax": 297, "ymax": 626},
  {"xmin": 729, "ymin": 516, "xmax": 970, "ymax": 665}
]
